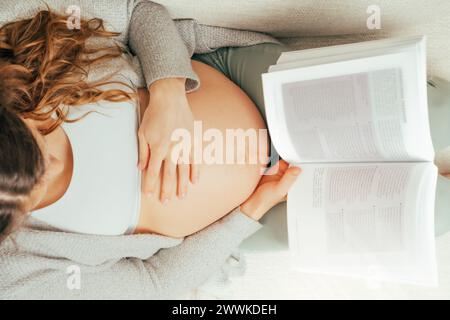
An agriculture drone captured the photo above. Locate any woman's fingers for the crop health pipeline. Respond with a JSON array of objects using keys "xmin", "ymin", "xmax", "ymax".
[
  {"xmin": 142, "ymin": 142, "xmax": 195, "ymax": 202},
  {"xmin": 137, "ymin": 134, "xmax": 150, "ymax": 170},
  {"xmin": 264, "ymin": 162, "xmax": 281, "ymax": 176},
  {"xmin": 161, "ymin": 158, "xmax": 177, "ymax": 204},
  {"xmin": 265, "ymin": 159, "xmax": 289, "ymax": 176},
  {"xmin": 275, "ymin": 166, "xmax": 301, "ymax": 198},
  {"xmin": 177, "ymin": 162, "xmax": 190, "ymax": 198},
  {"xmin": 278, "ymin": 160, "xmax": 290, "ymax": 172},
  {"xmin": 143, "ymin": 147, "xmax": 164, "ymax": 196},
  {"xmin": 190, "ymin": 153, "xmax": 199, "ymax": 184}
]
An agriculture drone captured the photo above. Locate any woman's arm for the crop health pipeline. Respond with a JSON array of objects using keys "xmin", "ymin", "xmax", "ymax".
[
  {"xmin": 128, "ymin": 2, "xmax": 280, "ymax": 204},
  {"xmin": 128, "ymin": 1, "xmax": 202, "ymax": 203},
  {"xmin": 173, "ymin": 19, "xmax": 281, "ymax": 56},
  {"xmin": 2, "ymin": 162, "xmax": 300, "ymax": 299},
  {"xmin": 127, "ymin": 2, "xmax": 280, "ymax": 90},
  {"xmin": 2, "ymin": 209, "xmax": 261, "ymax": 299},
  {"xmin": 128, "ymin": 1, "xmax": 200, "ymax": 92}
]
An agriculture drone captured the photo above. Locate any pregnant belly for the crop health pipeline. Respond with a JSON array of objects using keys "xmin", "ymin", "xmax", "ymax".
[{"xmin": 135, "ymin": 60, "xmax": 268, "ymax": 237}]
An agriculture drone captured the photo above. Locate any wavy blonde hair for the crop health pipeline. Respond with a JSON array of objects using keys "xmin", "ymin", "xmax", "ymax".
[{"xmin": 0, "ymin": 9, "xmax": 135, "ymax": 133}]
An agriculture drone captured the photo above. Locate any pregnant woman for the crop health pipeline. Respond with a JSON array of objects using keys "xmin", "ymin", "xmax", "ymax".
[{"xmin": 0, "ymin": 2, "xmax": 300, "ymax": 299}]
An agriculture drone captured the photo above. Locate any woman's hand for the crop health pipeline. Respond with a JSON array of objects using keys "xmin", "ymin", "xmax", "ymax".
[
  {"xmin": 240, "ymin": 160, "xmax": 301, "ymax": 221},
  {"xmin": 138, "ymin": 78, "xmax": 198, "ymax": 203}
]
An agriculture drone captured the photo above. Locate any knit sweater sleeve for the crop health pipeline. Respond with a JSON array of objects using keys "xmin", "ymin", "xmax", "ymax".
[
  {"xmin": 128, "ymin": 0, "xmax": 200, "ymax": 92},
  {"xmin": 139, "ymin": 208, "xmax": 262, "ymax": 299},
  {"xmin": 127, "ymin": 1, "xmax": 280, "ymax": 92},
  {"xmin": 1, "ymin": 208, "xmax": 262, "ymax": 299},
  {"xmin": 173, "ymin": 19, "xmax": 281, "ymax": 56}
]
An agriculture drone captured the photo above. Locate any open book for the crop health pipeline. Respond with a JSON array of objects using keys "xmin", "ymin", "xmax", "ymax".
[{"xmin": 262, "ymin": 36, "xmax": 438, "ymax": 285}]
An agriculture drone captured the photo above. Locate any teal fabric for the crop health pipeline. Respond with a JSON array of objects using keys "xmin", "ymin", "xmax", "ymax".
[
  {"xmin": 427, "ymin": 77, "xmax": 450, "ymax": 236},
  {"xmin": 193, "ymin": 43, "xmax": 450, "ymax": 236}
]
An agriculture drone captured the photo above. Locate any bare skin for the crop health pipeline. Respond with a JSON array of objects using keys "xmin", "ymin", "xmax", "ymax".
[
  {"xmin": 26, "ymin": 60, "xmax": 270, "ymax": 238},
  {"xmin": 136, "ymin": 60, "xmax": 268, "ymax": 237}
]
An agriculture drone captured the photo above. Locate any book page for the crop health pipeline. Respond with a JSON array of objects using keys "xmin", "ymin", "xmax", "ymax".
[
  {"xmin": 273, "ymin": 35, "xmax": 423, "ymax": 69},
  {"xmin": 262, "ymin": 44, "xmax": 433, "ymax": 163},
  {"xmin": 281, "ymin": 67, "xmax": 432, "ymax": 162},
  {"xmin": 287, "ymin": 162, "xmax": 438, "ymax": 285}
]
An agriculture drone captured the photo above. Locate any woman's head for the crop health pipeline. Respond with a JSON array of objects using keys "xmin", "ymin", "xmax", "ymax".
[
  {"xmin": 0, "ymin": 9, "xmax": 135, "ymax": 242},
  {"xmin": 0, "ymin": 107, "xmax": 45, "ymax": 244},
  {"xmin": 0, "ymin": 106, "xmax": 66, "ymax": 244}
]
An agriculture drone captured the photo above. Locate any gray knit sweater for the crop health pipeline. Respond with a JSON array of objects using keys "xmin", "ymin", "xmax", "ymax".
[{"xmin": 0, "ymin": 0, "xmax": 280, "ymax": 299}]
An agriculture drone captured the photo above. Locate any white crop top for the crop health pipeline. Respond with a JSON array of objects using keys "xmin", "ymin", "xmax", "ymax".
[{"xmin": 31, "ymin": 97, "xmax": 142, "ymax": 236}]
